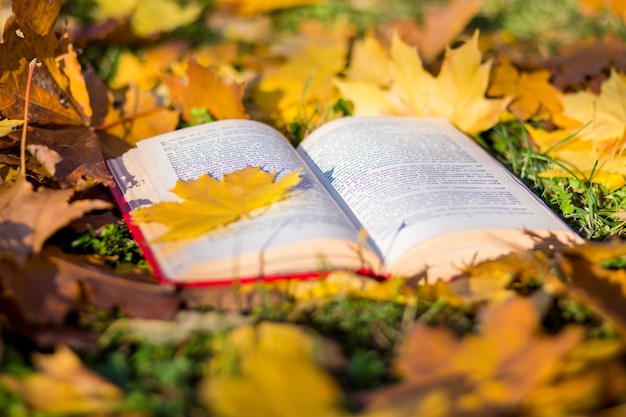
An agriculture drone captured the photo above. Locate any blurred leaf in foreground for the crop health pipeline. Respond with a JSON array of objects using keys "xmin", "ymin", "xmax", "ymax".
[
  {"xmin": 0, "ymin": 345, "xmax": 123, "ymax": 414},
  {"xmin": 364, "ymin": 297, "xmax": 583, "ymax": 416},
  {"xmin": 199, "ymin": 322, "xmax": 346, "ymax": 417}
]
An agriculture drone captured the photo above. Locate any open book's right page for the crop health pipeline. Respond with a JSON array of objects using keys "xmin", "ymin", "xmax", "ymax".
[{"xmin": 298, "ymin": 116, "xmax": 583, "ymax": 279}]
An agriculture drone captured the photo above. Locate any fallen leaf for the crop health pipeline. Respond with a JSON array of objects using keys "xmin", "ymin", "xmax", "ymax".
[
  {"xmin": 0, "ymin": 119, "xmax": 23, "ymax": 138},
  {"xmin": 255, "ymin": 21, "xmax": 350, "ymax": 126},
  {"xmin": 56, "ymin": 42, "xmax": 93, "ymax": 120},
  {"xmin": 108, "ymin": 41, "xmax": 188, "ymax": 91},
  {"xmin": 488, "ymin": 54, "xmax": 564, "ymax": 120},
  {"xmin": 578, "ymin": 0, "xmax": 626, "ymax": 21},
  {"xmin": 560, "ymin": 69, "xmax": 626, "ymax": 153},
  {"xmin": 543, "ymin": 36, "xmax": 626, "ymax": 92},
  {"xmin": 557, "ymin": 241, "xmax": 626, "ymax": 333},
  {"xmin": 0, "ymin": 246, "xmax": 179, "ymax": 328},
  {"xmin": 0, "ymin": 173, "xmax": 111, "ymax": 258},
  {"xmin": 0, "ymin": 344, "xmax": 123, "ymax": 414},
  {"xmin": 216, "ymin": 0, "xmax": 319, "ymax": 16},
  {"xmin": 199, "ymin": 322, "xmax": 346, "ymax": 417},
  {"xmin": 0, "ymin": 18, "xmax": 87, "ymax": 125},
  {"xmin": 526, "ymin": 70, "xmax": 626, "ymax": 189},
  {"xmin": 376, "ymin": 0, "xmax": 483, "ymax": 63},
  {"xmin": 132, "ymin": 166, "xmax": 302, "ymax": 242},
  {"xmin": 337, "ymin": 31, "xmax": 511, "ymax": 135},
  {"xmin": 9, "ymin": 126, "xmax": 113, "ymax": 188},
  {"xmin": 91, "ymin": 0, "xmax": 204, "ymax": 38},
  {"xmin": 342, "ymin": 32, "xmax": 390, "ymax": 86},
  {"xmin": 366, "ymin": 297, "xmax": 584, "ymax": 415},
  {"xmin": 162, "ymin": 57, "xmax": 248, "ymax": 123},
  {"xmin": 102, "ymin": 85, "xmax": 180, "ymax": 146}
]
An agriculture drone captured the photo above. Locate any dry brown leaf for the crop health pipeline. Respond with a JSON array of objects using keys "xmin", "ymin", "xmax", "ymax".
[
  {"xmin": 4, "ymin": 1, "xmax": 91, "ymax": 126},
  {"xmin": 0, "ymin": 247, "xmax": 179, "ymax": 328},
  {"xmin": 0, "ymin": 173, "xmax": 111, "ymax": 258},
  {"xmin": 8, "ymin": 126, "xmax": 113, "ymax": 188},
  {"xmin": 543, "ymin": 36, "xmax": 626, "ymax": 92}
]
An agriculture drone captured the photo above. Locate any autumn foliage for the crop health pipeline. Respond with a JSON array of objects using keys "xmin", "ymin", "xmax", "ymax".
[{"xmin": 4, "ymin": 0, "xmax": 626, "ymax": 416}]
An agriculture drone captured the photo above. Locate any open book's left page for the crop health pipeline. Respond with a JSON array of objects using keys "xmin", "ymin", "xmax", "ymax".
[{"xmin": 106, "ymin": 120, "xmax": 381, "ymax": 284}]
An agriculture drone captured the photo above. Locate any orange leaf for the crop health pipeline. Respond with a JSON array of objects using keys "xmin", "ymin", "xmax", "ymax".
[
  {"xmin": 162, "ymin": 57, "xmax": 248, "ymax": 123},
  {"xmin": 104, "ymin": 85, "xmax": 180, "ymax": 146}
]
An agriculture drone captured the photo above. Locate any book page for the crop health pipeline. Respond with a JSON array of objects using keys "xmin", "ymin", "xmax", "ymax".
[
  {"xmin": 298, "ymin": 116, "xmax": 577, "ymax": 268},
  {"xmin": 107, "ymin": 120, "xmax": 374, "ymax": 281}
]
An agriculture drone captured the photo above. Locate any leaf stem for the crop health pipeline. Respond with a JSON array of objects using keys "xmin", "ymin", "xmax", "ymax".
[{"xmin": 21, "ymin": 59, "xmax": 40, "ymax": 175}]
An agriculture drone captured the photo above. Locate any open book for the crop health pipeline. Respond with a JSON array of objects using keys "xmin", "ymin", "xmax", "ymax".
[{"xmin": 106, "ymin": 116, "xmax": 583, "ymax": 286}]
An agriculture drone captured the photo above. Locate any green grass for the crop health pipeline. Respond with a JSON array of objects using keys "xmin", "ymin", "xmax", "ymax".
[{"xmin": 485, "ymin": 122, "xmax": 626, "ymax": 239}]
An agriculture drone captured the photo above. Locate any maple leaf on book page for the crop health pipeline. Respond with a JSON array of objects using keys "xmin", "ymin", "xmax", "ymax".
[
  {"xmin": 132, "ymin": 166, "xmax": 302, "ymax": 242},
  {"xmin": 337, "ymin": 31, "xmax": 511, "ymax": 135}
]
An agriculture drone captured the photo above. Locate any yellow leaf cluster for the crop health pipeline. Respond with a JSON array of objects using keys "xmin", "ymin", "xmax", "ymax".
[
  {"xmin": 132, "ymin": 166, "xmax": 302, "ymax": 242},
  {"xmin": 336, "ymin": 31, "xmax": 511, "ymax": 135},
  {"xmin": 528, "ymin": 70, "xmax": 626, "ymax": 190}
]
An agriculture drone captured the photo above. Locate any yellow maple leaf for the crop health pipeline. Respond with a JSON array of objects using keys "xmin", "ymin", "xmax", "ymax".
[
  {"xmin": 109, "ymin": 42, "xmax": 188, "ymax": 91},
  {"xmin": 337, "ymin": 31, "xmax": 511, "ymax": 135},
  {"xmin": 488, "ymin": 54, "xmax": 563, "ymax": 121},
  {"xmin": 561, "ymin": 69, "xmax": 626, "ymax": 154},
  {"xmin": 132, "ymin": 166, "xmax": 302, "ymax": 242},
  {"xmin": 343, "ymin": 32, "xmax": 391, "ymax": 86},
  {"xmin": 526, "ymin": 70, "xmax": 626, "ymax": 189}
]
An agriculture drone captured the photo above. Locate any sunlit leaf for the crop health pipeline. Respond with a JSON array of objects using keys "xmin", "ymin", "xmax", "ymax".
[
  {"xmin": 132, "ymin": 166, "xmax": 302, "ymax": 242},
  {"xmin": 338, "ymin": 31, "xmax": 511, "ymax": 135}
]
